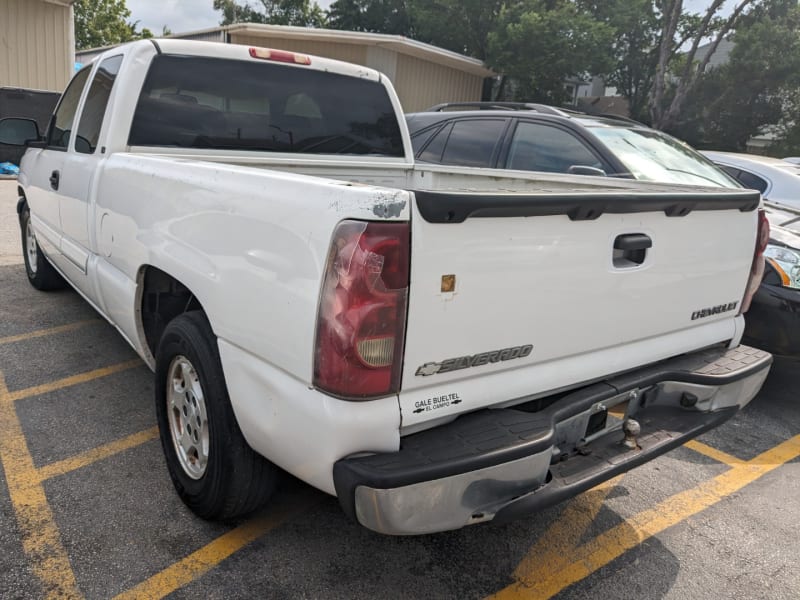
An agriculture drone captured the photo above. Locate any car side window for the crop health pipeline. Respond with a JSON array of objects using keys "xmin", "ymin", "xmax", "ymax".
[
  {"xmin": 718, "ymin": 165, "xmax": 740, "ymax": 179},
  {"xmin": 506, "ymin": 121, "xmax": 604, "ymax": 173},
  {"xmin": 417, "ymin": 124, "xmax": 452, "ymax": 163},
  {"xmin": 75, "ymin": 55, "xmax": 123, "ymax": 155},
  {"xmin": 440, "ymin": 119, "xmax": 507, "ymax": 168},
  {"xmin": 734, "ymin": 169, "xmax": 769, "ymax": 194},
  {"xmin": 47, "ymin": 67, "xmax": 92, "ymax": 150}
]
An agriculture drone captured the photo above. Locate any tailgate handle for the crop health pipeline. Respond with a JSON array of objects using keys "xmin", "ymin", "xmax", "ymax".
[
  {"xmin": 614, "ymin": 233, "xmax": 652, "ymax": 251},
  {"xmin": 613, "ymin": 233, "xmax": 651, "ymax": 267}
]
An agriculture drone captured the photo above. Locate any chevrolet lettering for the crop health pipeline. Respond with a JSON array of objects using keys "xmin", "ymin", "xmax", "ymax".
[{"xmin": 691, "ymin": 302, "xmax": 739, "ymax": 320}]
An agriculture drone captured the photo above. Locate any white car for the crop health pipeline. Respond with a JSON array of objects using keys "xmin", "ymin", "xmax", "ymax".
[{"xmin": 702, "ymin": 151, "xmax": 800, "ymax": 210}]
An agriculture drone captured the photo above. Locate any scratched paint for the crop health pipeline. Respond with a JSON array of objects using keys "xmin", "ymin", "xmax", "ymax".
[{"xmin": 372, "ymin": 199, "xmax": 407, "ymax": 218}]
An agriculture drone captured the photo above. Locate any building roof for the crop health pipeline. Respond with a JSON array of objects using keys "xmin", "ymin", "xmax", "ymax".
[{"xmin": 76, "ymin": 23, "xmax": 495, "ymax": 78}]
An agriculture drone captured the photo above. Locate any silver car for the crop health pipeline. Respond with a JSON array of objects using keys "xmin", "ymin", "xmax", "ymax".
[{"xmin": 702, "ymin": 151, "xmax": 800, "ymax": 210}]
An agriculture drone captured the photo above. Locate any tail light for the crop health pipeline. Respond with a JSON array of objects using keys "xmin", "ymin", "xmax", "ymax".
[
  {"xmin": 314, "ymin": 220, "xmax": 410, "ymax": 399},
  {"xmin": 740, "ymin": 209, "xmax": 769, "ymax": 313}
]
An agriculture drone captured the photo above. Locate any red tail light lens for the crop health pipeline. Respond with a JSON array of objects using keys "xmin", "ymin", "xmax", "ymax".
[
  {"xmin": 741, "ymin": 208, "xmax": 769, "ymax": 313},
  {"xmin": 314, "ymin": 220, "xmax": 410, "ymax": 399}
]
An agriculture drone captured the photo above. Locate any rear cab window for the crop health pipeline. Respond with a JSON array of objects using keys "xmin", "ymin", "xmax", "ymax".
[{"xmin": 128, "ymin": 55, "xmax": 404, "ymax": 157}]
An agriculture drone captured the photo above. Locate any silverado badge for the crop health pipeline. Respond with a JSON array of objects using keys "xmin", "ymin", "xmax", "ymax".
[{"xmin": 415, "ymin": 344, "xmax": 533, "ymax": 377}]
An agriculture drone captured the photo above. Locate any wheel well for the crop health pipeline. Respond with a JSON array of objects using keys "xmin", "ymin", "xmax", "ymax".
[
  {"xmin": 140, "ymin": 267, "xmax": 205, "ymax": 356},
  {"xmin": 17, "ymin": 187, "xmax": 27, "ymax": 215}
]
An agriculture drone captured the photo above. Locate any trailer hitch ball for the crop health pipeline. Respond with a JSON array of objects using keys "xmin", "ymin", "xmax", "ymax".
[{"xmin": 623, "ymin": 418, "xmax": 641, "ymax": 450}]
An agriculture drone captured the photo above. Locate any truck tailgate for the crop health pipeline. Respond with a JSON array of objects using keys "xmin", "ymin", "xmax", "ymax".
[{"xmin": 399, "ymin": 189, "xmax": 761, "ymax": 428}]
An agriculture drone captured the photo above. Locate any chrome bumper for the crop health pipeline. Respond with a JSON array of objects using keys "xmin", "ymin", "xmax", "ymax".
[{"xmin": 333, "ymin": 345, "xmax": 771, "ymax": 535}]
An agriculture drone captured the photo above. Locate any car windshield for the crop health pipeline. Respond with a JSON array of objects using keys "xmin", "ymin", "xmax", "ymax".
[{"xmin": 589, "ymin": 126, "xmax": 738, "ymax": 188}]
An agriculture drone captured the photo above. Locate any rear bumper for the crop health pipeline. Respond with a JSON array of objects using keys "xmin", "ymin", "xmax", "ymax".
[{"xmin": 333, "ymin": 345, "xmax": 771, "ymax": 535}]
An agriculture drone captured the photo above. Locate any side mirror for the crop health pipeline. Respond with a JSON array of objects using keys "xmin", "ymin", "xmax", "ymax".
[
  {"xmin": 0, "ymin": 118, "xmax": 42, "ymax": 147},
  {"xmin": 568, "ymin": 165, "xmax": 607, "ymax": 177}
]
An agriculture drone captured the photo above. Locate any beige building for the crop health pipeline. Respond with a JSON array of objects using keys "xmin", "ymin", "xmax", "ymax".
[
  {"xmin": 77, "ymin": 23, "xmax": 494, "ymax": 112},
  {"xmin": 0, "ymin": 0, "xmax": 75, "ymax": 91}
]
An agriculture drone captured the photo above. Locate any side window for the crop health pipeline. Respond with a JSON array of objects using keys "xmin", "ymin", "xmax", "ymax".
[
  {"xmin": 47, "ymin": 67, "xmax": 92, "ymax": 150},
  {"xmin": 506, "ymin": 121, "xmax": 604, "ymax": 173},
  {"xmin": 735, "ymin": 169, "xmax": 769, "ymax": 194},
  {"xmin": 75, "ymin": 55, "xmax": 123, "ymax": 155},
  {"xmin": 440, "ymin": 119, "xmax": 507, "ymax": 168},
  {"xmin": 417, "ymin": 124, "xmax": 452, "ymax": 163},
  {"xmin": 718, "ymin": 165, "xmax": 741, "ymax": 179}
]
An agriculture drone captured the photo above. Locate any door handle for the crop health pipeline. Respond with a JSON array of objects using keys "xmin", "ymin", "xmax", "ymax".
[
  {"xmin": 614, "ymin": 233, "xmax": 652, "ymax": 251},
  {"xmin": 49, "ymin": 170, "xmax": 60, "ymax": 190}
]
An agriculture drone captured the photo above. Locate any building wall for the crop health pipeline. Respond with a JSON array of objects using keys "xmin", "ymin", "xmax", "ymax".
[
  {"xmin": 394, "ymin": 54, "xmax": 483, "ymax": 112},
  {"xmin": 0, "ymin": 0, "xmax": 74, "ymax": 91}
]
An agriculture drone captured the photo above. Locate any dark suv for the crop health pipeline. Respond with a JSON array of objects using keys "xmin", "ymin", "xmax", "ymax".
[{"xmin": 406, "ymin": 102, "xmax": 734, "ymax": 188}]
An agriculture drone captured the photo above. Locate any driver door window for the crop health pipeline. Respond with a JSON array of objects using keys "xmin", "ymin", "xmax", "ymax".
[{"xmin": 47, "ymin": 67, "xmax": 91, "ymax": 150}]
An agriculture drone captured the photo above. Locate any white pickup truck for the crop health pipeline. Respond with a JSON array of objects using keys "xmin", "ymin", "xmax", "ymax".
[{"xmin": 0, "ymin": 40, "xmax": 772, "ymax": 535}]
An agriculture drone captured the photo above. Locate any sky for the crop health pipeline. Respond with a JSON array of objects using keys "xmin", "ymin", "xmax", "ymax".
[
  {"xmin": 127, "ymin": 0, "xmax": 334, "ymax": 35},
  {"xmin": 126, "ymin": 0, "xmax": 730, "ymax": 38}
]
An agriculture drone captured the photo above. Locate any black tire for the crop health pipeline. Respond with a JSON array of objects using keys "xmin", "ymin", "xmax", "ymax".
[
  {"xmin": 155, "ymin": 311, "xmax": 278, "ymax": 520},
  {"xmin": 19, "ymin": 205, "xmax": 66, "ymax": 291}
]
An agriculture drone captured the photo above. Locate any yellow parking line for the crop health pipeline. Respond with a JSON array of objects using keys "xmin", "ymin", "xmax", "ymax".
[
  {"xmin": 683, "ymin": 439, "xmax": 744, "ymax": 466},
  {"xmin": 37, "ymin": 427, "xmax": 159, "ymax": 482},
  {"xmin": 0, "ymin": 371, "xmax": 82, "ymax": 599},
  {"xmin": 489, "ymin": 434, "xmax": 800, "ymax": 599},
  {"xmin": 510, "ymin": 476, "xmax": 623, "ymax": 585},
  {"xmin": 114, "ymin": 493, "xmax": 320, "ymax": 600},
  {"xmin": 0, "ymin": 319, "xmax": 99, "ymax": 346},
  {"xmin": 6, "ymin": 359, "xmax": 143, "ymax": 403}
]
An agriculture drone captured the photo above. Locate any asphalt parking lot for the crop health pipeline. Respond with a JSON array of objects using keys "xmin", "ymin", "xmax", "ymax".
[{"xmin": 1, "ymin": 179, "xmax": 799, "ymax": 599}]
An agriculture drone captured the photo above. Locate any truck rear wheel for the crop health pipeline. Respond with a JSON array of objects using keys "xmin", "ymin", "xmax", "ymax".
[
  {"xmin": 19, "ymin": 206, "xmax": 65, "ymax": 291},
  {"xmin": 155, "ymin": 311, "xmax": 277, "ymax": 519}
]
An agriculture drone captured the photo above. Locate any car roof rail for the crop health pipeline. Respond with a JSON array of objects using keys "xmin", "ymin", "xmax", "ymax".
[
  {"xmin": 424, "ymin": 102, "xmax": 575, "ymax": 117},
  {"xmin": 595, "ymin": 112, "xmax": 647, "ymax": 126}
]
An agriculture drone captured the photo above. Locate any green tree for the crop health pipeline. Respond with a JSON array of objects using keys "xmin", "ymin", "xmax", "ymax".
[
  {"xmin": 486, "ymin": 0, "xmax": 615, "ymax": 104},
  {"xmin": 770, "ymin": 90, "xmax": 800, "ymax": 156},
  {"xmin": 213, "ymin": 0, "xmax": 326, "ymax": 27},
  {"xmin": 74, "ymin": 0, "xmax": 161, "ymax": 50},
  {"xmin": 671, "ymin": 0, "xmax": 800, "ymax": 151},
  {"xmin": 74, "ymin": 0, "xmax": 140, "ymax": 50},
  {"xmin": 578, "ymin": 0, "xmax": 660, "ymax": 120},
  {"xmin": 409, "ymin": 0, "xmax": 505, "ymax": 60},
  {"xmin": 648, "ymin": 0, "xmax": 763, "ymax": 130},
  {"xmin": 327, "ymin": 0, "xmax": 411, "ymax": 34}
]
